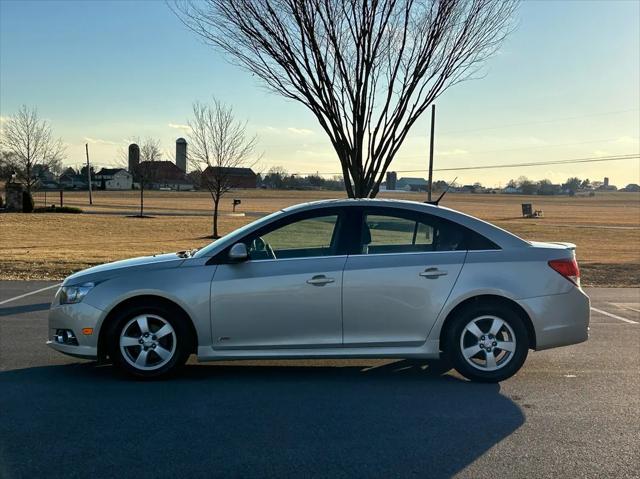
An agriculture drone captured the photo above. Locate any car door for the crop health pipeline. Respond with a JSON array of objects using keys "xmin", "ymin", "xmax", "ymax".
[
  {"xmin": 342, "ymin": 207, "xmax": 467, "ymax": 347},
  {"xmin": 210, "ymin": 208, "xmax": 348, "ymax": 350}
]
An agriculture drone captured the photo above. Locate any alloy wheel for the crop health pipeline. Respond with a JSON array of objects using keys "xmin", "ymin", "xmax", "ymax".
[
  {"xmin": 119, "ymin": 314, "xmax": 177, "ymax": 371},
  {"xmin": 459, "ymin": 315, "xmax": 516, "ymax": 371}
]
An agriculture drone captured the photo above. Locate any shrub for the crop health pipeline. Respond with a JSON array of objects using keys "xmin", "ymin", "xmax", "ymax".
[
  {"xmin": 33, "ymin": 205, "xmax": 83, "ymax": 214},
  {"xmin": 22, "ymin": 191, "xmax": 34, "ymax": 213}
]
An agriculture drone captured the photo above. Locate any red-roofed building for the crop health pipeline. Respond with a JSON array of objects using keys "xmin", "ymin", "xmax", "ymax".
[{"xmin": 136, "ymin": 161, "xmax": 193, "ymax": 191}]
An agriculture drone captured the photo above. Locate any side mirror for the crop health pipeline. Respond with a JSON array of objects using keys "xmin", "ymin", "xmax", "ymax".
[{"xmin": 228, "ymin": 243, "xmax": 249, "ymax": 262}]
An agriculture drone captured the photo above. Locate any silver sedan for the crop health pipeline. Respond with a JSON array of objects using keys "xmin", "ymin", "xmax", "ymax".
[{"xmin": 47, "ymin": 199, "xmax": 590, "ymax": 382}]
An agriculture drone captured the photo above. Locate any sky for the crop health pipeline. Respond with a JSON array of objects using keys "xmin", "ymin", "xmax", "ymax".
[{"xmin": 1, "ymin": 0, "xmax": 639, "ymax": 187}]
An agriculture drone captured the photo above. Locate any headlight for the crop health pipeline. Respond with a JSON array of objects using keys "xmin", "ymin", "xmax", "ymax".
[{"xmin": 59, "ymin": 282, "xmax": 95, "ymax": 305}]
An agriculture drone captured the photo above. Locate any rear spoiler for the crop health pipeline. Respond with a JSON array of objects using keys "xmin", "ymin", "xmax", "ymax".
[{"xmin": 550, "ymin": 242, "xmax": 576, "ymax": 251}]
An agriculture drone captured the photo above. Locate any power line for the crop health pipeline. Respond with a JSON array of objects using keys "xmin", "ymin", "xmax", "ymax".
[
  {"xmin": 291, "ymin": 153, "xmax": 639, "ymax": 176},
  {"xmin": 439, "ymin": 108, "xmax": 640, "ymax": 135},
  {"xmin": 393, "ymin": 136, "xmax": 632, "ymax": 160},
  {"xmin": 429, "ymin": 154, "xmax": 638, "ymax": 173}
]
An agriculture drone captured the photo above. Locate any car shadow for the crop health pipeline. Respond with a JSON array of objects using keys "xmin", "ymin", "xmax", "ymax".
[
  {"xmin": 0, "ymin": 359, "xmax": 525, "ymax": 479},
  {"xmin": 0, "ymin": 302, "xmax": 50, "ymax": 317}
]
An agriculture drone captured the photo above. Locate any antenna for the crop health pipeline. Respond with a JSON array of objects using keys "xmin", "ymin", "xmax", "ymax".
[{"xmin": 425, "ymin": 176, "xmax": 457, "ymax": 206}]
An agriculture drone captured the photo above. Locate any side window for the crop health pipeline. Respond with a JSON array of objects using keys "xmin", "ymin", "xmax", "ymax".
[
  {"xmin": 362, "ymin": 214, "xmax": 435, "ymax": 254},
  {"xmin": 247, "ymin": 214, "xmax": 339, "ymax": 260},
  {"xmin": 361, "ymin": 211, "xmax": 492, "ymax": 254}
]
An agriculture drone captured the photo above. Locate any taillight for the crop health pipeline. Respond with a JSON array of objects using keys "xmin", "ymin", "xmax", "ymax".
[{"xmin": 548, "ymin": 258, "xmax": 580, "ymax": 286}]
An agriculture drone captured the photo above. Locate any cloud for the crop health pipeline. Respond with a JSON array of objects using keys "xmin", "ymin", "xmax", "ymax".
[
  {"xmin": 259, "ymin": 126, "xmax": 315, "ymax": 136},
  {"xmin": 287, "ymin": 127, "xmax": 314, "ymax": 136},
  {"xmin": 84, "ymin": 137, "xmax": 119, "ymax": 146},
  {"xmin": 168, "ymin": 123, "xmax": 190, "ymax": 131}
]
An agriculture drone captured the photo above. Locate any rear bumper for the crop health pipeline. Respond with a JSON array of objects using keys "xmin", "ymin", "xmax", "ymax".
[{"xmin": 517, "ymin": 287, "xmax": 590, "ymax": 351}]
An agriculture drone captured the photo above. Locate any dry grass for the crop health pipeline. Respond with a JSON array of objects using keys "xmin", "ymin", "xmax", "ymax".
[{"xmin": 3, "ymin": 190, "xmax": 639, "ymax": 286}]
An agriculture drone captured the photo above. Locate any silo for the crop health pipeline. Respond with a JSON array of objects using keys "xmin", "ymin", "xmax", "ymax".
[
  {"xmin": 176, "ymin": 138, "xmax": 187, "ymax": 172},
  {"xmin": 386, "ymin": 171, "xmax": 397, "ymax": 190},
  {"xmin": 128, "ymin": 143, "xmax": 140, "ymax": 173}
]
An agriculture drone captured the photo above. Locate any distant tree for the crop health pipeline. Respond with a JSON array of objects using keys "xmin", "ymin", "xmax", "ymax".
[
  {"xmin": 173, "ymin": 0, "xmax": 518, "ymax": 198},
  {"xmin": 506, "ymin": 179, "xmax": 518, "ymax": 189},
  {"xmin": 580, "ymin": 178, "xmax": 591, "ymax": 189},
  {"xmin": 517, "ymin": 176, "xmax": 537, "ymax": 195},
  {"xmin": 119, "ymin": 137, "xmax": 163, "ymax": 217},
  {"xmin": 80, "ymin": 165, "xmax": 95, "ymax": 179},
  {"xmin": 0, "ymin": 105, "xmax": 66, "ymax": 193},
  {"xmin": 562, "ymin": 177, "xmax": 581, "ymax": 196},
  {"xmin": 264, "ymin": 166, "xmax": 288, "ymax": 189},
  {"xmin": 307, "ymin": 174, "xmax": 325, "ymax": 188},
  {"xmin": 188, "ymin": 99, "xmax": 259, "ymax": 238},
  {"xmin": 0, "ymin": 151, "xmax": 16, "ymax": 181},
  {"xmin": 136, "ymin": 138, "xmax": 163, "ymax": 216},
  {"xmin": 537, "ymin": 179, "xmax": 559, "ymax": 196},
  {"xmin": 62, "ymin": 166, "xmax": 77, "ymax": 176}
]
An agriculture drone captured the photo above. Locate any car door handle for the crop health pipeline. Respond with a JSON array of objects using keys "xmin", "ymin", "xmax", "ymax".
[
  {"xmin": 306, "ymin": 275, "xmax": 335, "ymax": 286},
  {"xmin": 419, "ymin": 267, "xmax": 448, "ymax": 278}
]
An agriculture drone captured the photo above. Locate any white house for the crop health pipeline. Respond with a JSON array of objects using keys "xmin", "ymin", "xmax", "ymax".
[{"xmin": 95, "ymin": 168, "xmax": 133, "ymax": 190}]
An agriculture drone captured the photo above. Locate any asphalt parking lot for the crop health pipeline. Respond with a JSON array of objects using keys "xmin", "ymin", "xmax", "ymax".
[{"xmin": 0, "ymin": 281, "xmax": 638, "ymax": 479}]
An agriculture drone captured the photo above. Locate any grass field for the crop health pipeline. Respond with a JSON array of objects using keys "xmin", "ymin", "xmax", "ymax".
[{"xmin": 2, "ymin": 189, "xmax": 639, "ymax": 286}]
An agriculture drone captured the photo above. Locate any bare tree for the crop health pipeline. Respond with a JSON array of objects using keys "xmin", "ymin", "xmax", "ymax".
[
  {"xmin": 119, "ymin": 137, "xmax": 163, "ymax": 217},
  {"xmin": 173, "ymin": 0, "xmax": 518, "ymax": 198},
  {"xmin": 0, "ymin": 105, "xmax": 66, "ymax": 193},
  {"xmin": 188, "ymin": 99, "xmax": 258, "ymax": 238}
]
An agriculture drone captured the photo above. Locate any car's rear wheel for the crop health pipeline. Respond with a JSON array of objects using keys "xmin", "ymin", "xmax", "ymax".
[
  {"xmin": 445, "ymin": 303, "xmax": 529, "ymax": 382},
  {"xmin": 107, "ymin": 304, "xmax": 191, "ymax": 378}
]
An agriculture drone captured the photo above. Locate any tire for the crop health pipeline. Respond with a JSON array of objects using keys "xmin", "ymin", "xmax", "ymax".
[
  {"xmin": 107, "ymin": 302, "xmax": 192, "ymax": 379},
  {"xmin": 444, "ymin": 302, "xmax": 529, "ymax": 382}
]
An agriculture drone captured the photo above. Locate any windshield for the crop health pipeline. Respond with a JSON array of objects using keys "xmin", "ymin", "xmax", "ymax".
[{"xmin": 192, "ymin": 210, "xmax": 284, "ymax": 258}]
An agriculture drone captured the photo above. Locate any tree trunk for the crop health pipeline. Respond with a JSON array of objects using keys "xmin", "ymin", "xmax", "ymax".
[
  {"xmin": 213, "ymin": 198, "xmax": 219, "ymax": 239},
  {"xmin": 140, "ymin": 181, "xmax": 144, "ymax": 217}
]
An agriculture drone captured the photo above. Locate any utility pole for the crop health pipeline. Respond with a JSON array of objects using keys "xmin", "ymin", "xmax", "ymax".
[
  {"xmin": 85, "ymin": 143, "xmax": 92, "ymax": 205},
  {"xmin": 427, "ymin": 104, "xmax": 435, "ymax": 202}
]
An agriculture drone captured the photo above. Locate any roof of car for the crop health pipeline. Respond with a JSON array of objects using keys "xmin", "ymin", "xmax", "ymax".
[{"xmin": 282, "ymin": 198, "xmax": 439, "ymax": 212}]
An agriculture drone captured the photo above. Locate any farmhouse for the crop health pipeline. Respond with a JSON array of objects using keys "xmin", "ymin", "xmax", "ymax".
[
  {"xmin": 58, "ymin": 172, "xmax": 87, "ymax": 189},
  {"xmin": 396, "ymin": 177, "xmax": 428, "ymax": 192},
  {"xmin": 202, "ymin": 167, "xmax": 258, "ymax": 189},
  {"xmin": 94, "ymin": 168, "xmax": 133, "ymax": 190}
]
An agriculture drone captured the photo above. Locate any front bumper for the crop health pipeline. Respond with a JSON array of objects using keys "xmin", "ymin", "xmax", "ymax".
[
  {"xmin": 47, "ymin": 301, "xmax": 104, "ymax": 359},
  {"xmin": 518, "ymin": 286, "xmax": 590, "ymax": 351}
]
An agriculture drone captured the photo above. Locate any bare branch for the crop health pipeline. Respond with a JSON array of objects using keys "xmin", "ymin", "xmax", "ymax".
[
  {"xmin": 0, "ymin": 105, "xmax": 66, "ymax": 192},
  {"xmin": 187, "ymin": 98, "xmax": 260, "ymax": 237},
  {"xmin": 172, "ymin": 0, "xmax": 518, "ymax": 197}
]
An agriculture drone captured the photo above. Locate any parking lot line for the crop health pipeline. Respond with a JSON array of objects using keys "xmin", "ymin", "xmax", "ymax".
[
  {"xmin": 613, "ymin": 303, "xmax": 640, "ymax": 313},
  {"xmin": 590, "ymin": 307, "xmax": 638, "ymax": 324},
  {"xmin": 0, "ymin": 283, "xmax": 61, "ymax": 306}
]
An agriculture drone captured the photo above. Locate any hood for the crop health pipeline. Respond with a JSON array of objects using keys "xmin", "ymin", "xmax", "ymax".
[{"xmin": 63, "ymin": 252, "xmax": 185, "ymax": 286}]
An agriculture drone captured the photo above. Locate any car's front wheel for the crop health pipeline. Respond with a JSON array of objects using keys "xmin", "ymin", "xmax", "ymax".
[
  {"xmin": 445, "ymin": 303, "xmax": 529, "ymax": 382},
  {"xmin": 107, "ymin": 304, "xmax": 191, "ymax": 378}
]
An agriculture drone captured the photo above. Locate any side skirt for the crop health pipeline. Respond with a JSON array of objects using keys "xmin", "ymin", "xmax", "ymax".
[{"xmin": 196, "ymin": 340, "xmax": 441, "ymax": 362}]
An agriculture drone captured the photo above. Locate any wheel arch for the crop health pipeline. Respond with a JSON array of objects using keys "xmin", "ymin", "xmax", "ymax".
[
  {"xmin": 97, "ymin": 295, "xmax": 198, "ymax": 361},
  {"xmin": 438, "ymin": 294, "xmax": 536, "ymax": 351}
]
